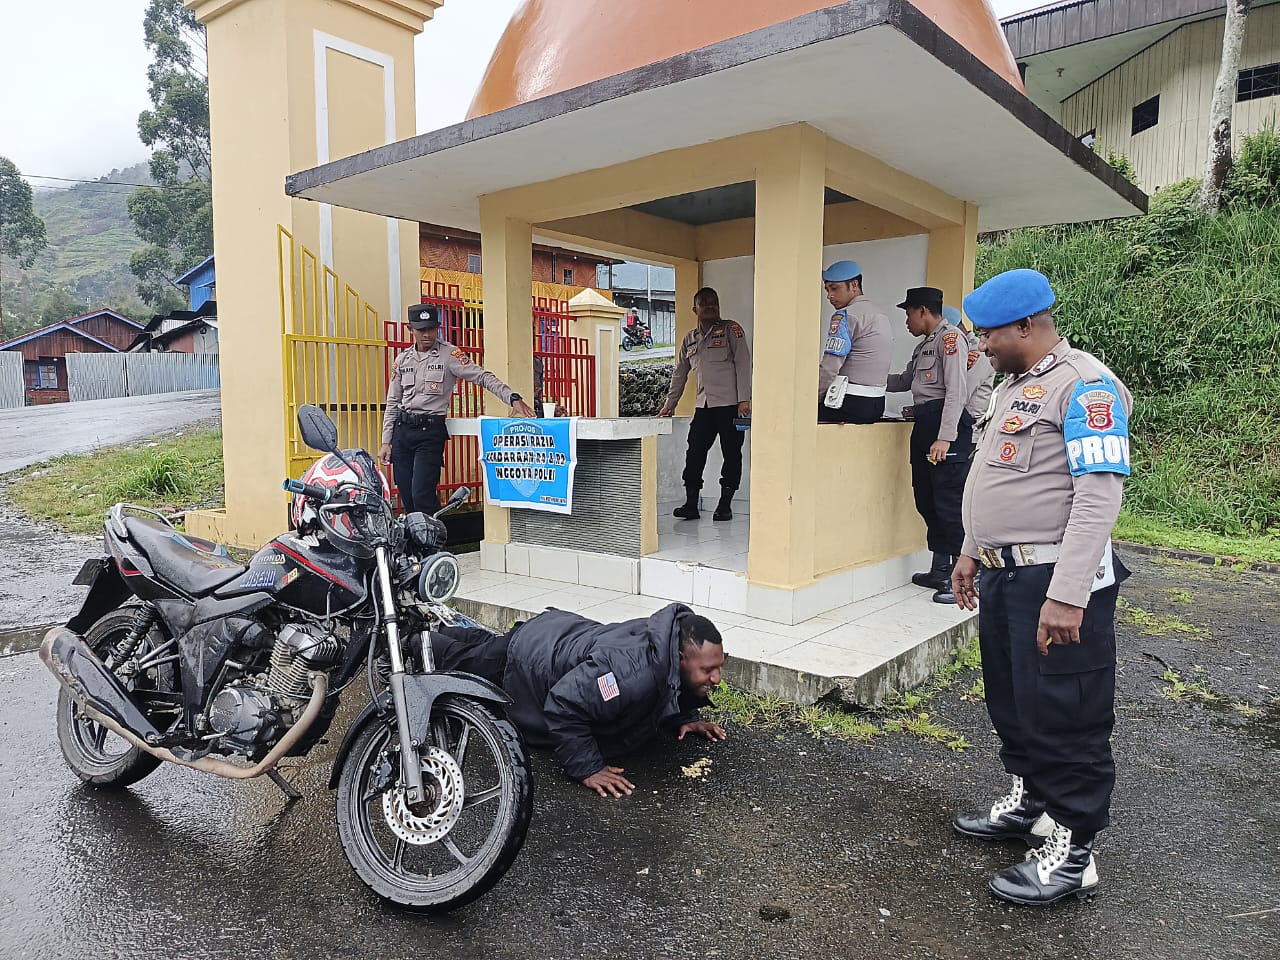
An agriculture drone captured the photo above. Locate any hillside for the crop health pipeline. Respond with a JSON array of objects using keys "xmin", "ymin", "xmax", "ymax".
[{"xmin": 0, "ymin": 162, "xmax": 153, "ymax": 338}]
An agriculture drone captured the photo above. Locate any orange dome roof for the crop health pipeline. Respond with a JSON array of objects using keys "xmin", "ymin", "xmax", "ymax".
[{"xmin": 467, "ymin": 0, "xmax": 1023, "ymax": 119}]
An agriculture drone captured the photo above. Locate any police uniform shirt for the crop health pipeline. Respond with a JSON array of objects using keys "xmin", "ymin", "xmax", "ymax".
[
  {"xmin": 961, "ymin": 339, "xmax": 1133, "ymax": 608},
  {"xmin": 963, "ymin": 328, "xmax": 996, "ymax": 422},
  {"xmin": 381, "ymin": 338, "xmax": 514, "ymax": 443},
  {"xmin": 817, "ymin": 295, "xmax": 893, "ymax": 395},
  {"xmin": 885, "ymin": 320, "xmax": 970, "ymax": 442},
  {"xmin": 666, "ymin": 320, "xmax": 752, "ymax": 409}
]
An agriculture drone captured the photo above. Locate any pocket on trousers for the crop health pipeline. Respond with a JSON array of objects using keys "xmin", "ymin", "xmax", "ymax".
[{"xmin": 1035, "ymin": 666, "xmax": 1113, "ymax": 734}]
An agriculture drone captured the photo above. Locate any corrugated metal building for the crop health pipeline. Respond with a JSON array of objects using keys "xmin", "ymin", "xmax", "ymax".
[{"xmin": 0, "ymin": 310, "xmax": 142, "ymax": 405}]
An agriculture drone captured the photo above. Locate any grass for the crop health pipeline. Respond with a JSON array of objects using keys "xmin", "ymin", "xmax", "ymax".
[
  {"xmin": 1116, "ymin": 598, "xmax": 1210, "ymax": 640},
  {"xmin": 1114, "ymin": 511, "xmax": 1280, "ymax": 565},
  {"xmin": 8, "ymin": 428, "xmax": 225, "ymax": 536}
]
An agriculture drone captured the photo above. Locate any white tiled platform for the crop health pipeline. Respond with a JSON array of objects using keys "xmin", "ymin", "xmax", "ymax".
[{"xmin": 455, "ymin": 551, "xmax": 976, "ymax": 707}]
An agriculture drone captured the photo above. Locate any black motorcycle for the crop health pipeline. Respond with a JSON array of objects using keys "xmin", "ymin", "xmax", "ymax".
[
  {"xmin": 39, "ymin": 404, "xmax": 532, "ymax": 911},
  {"xmin": 620, "ymin": 322, "xmax": 654, "ymax": 351}
]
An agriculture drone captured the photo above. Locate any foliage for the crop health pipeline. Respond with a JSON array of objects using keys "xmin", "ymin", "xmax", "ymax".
[
  {"xmin": 128, "ymin": 0, "xmax": 213, "ymax": 307},
  {"xmin": 1105, "ymin": 149, "xmax": 1138, "ymax": 185},
  {"xmin": 8, "ymin": 429, "xmax": 224, "ymax": 536},
  {"xmin": 1224, "ymin": 120, "xmax": 1280, "ymax": 209},
  {"xmin": 37, "ymin": 288, "xmax": 88, "ymax": 327},
  {"xmin": 0, "ymin": 158, "xmax": 48, "ymax": 269},
  {"xmin": 977, "ymin": 189, "xmax": 1280, "ymax": 540}
]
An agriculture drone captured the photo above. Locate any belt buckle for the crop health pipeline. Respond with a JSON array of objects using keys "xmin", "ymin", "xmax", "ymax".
[
  {"xmin": 1016, "ymin": 544, "xmax": 1036, "ymax": 566},
  {"xmin": 978, "ymin": 547, "xmax": 1002, "ymax": 569}
]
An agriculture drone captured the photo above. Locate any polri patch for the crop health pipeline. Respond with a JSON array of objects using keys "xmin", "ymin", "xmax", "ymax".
[
  {"xmin": 1022, "ymin": 385, "xmax": 1046, "ymax": 400},
  {"xmin": 597, "ymin": 672, "xmax": 620, "ymax": 702},
  {"xmin": 943, "ymin": 330, "xmax": 960, "ymax": 356},
  {"xmin": 1064, "ymin": 376, "xmax": 1130, "ymax": 477},
  {"xmin": 1001, "ymin": 416, "xmax": 1024, "ymax": 433},
  {"xmin": 999, "ymin": 441, "xmax": 1018, "ymax": 462}
]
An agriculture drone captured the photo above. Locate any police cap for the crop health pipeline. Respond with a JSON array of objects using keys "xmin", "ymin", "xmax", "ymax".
[
  {"xmin": 896, "ymin": 286, "xmax": 944, "ymax": 312},
  {"xmin": 407, "ymin": 303, "xmax": 441, "ymax": 330},
  {"xmin": 963, "ymin": 268, "xmax": 1055, "ymax": 329},
  {"xmin": 821, "ymin": 260, "xmax": 862, "ymax": 283}
]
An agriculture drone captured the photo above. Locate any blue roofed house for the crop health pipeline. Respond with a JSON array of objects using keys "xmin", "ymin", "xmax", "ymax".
[{"xmin": 129, "ymin": 256, "xmax": 220, "ymax": 354}]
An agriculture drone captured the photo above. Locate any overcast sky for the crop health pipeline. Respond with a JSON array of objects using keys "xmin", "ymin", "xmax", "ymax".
[{"xmin": 0, "ymin": 0, "xmax": 1041, "ymax": 184}]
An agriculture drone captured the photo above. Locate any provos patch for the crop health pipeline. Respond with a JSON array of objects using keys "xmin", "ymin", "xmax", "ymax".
[
  {"xmin": 597, "ymin": 672, "xmax": 620, "ymax": 702},
  {"xmin": 1064, "ymin": 376, "xmax": 1131, "ymax": 477}
]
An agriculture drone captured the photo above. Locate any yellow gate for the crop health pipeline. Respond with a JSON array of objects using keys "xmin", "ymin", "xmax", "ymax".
[{"xmin": 278, "ymin": 225, "xmax": 388, "ymax": 482}]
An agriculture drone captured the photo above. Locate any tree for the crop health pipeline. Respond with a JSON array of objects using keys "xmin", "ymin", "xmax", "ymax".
[
  {"xmin": 36, "ymin": 288, "xmax": 87, "ymax": 327},
  {"xmin": 128, "ymin": 0, "xmax": 213, "ymax": 307},
  {"xmin": 0, "ymin": 157, "xmax": 49, "ymax": 337},
  {"xmin": 1200, "ymin": 0, "xmax": 1252, "ymax": 211}
]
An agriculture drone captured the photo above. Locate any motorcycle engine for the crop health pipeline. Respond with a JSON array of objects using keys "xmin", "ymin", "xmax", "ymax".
[{"xmin": 207, "ymin": 622, "xmax": 339, "ymax": 758}]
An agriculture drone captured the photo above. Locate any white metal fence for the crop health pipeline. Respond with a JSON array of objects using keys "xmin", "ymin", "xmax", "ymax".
[
  {"xmin": 67, "ymin": 353, "xmax": 220, "ymax": 402},
  {"xmin": 0, "ymin": 352, "xmax": 23, "ymax": 409}
]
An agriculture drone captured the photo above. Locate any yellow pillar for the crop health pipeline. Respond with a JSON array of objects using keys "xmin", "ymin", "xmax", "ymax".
[
  {"xmin": 671, "ymin": 257, "xmax": 701, "ymax": 416},
  {"xmin": 746, "ymin": 126, "xmax": 826, "ymax": 589},
  {"xmin": 926, "ymin": 202, "xmax": 980, "ymax": 319},
  {"xmin": 185, "ymin": 0, "xmax": 440, "ymax": 547},
  {"xmin": 566, "ymin": 288, "xmax": 625, "ymax": 417},
  {"xmin": 478, "ymin": 198, "xmax": 534, "ymax": 546}
]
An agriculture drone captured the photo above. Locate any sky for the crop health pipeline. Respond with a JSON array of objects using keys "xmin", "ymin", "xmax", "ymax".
[{"xmin": 0, "ymin": 0, "xmax": 1041, "ymax": 185}]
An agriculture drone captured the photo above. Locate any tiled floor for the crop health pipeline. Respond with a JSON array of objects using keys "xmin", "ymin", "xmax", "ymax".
[
  {"xmin": 652, "ymin": 498, "xmax": 750, "ymax": 572},
  {"xmin": 454, "ymin": 552, "xmax": 974, "ymax": 702}
]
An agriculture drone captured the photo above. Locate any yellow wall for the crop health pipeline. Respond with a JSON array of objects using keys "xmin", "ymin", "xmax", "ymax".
[
  {"xmin": 813, "ymin": 424, "xmax": 925, "ymax": 577},
  {"xmin": 1061, "ymin": 6, "xmax": 1280, "ymax": 191},
  {"xmin": 418, "ymin": 267, "xmax": 611, "ymax": 306}
]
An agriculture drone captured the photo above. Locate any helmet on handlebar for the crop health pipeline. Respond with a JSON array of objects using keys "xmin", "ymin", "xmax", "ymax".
[{"xmin": 290, "ymin": 450, "xmax": 390, "ymax": 558}]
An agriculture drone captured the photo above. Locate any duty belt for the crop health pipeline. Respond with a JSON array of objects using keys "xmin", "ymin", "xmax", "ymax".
[
  {"xmin": 400, "ymin": 410, "xmax": 446, "ymax": 427},
  {"xmin": 977, "ymin": 543, "xmax": 1061, "ymax": 569}
]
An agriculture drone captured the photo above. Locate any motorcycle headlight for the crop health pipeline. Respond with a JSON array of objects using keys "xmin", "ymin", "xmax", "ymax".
[{"xmin": 417, "ymin": 553, "xmax": 460, "ymax": 604}]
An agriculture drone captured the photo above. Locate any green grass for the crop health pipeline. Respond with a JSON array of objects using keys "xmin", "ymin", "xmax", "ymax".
[
  {"xmin": 8, "ymin": 428, "xmax": 225, "ymax": 535},
  {"xmin": 1117, "ymin": 598, "xmax": 1209, "ymax": 639},
  {"xmin": 1114, "ymin": 511, "xmax": 1280, "ymax": 565}
]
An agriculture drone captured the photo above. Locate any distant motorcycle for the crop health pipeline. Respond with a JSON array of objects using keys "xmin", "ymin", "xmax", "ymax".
[
  {"xmin": 621, "ymin": 322, "xmax": 654, "ymax": 351},
  {"xmin": 40, "ymin": 404, "xmax": 532, "ymax": 911}
]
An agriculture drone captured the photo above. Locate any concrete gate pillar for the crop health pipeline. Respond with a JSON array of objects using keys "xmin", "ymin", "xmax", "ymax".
[{"xmin": 184, "ymin": 0, "xmax": 442, "ymax": 547}]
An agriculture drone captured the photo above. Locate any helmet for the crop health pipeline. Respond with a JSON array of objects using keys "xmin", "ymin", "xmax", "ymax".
[{"xmin": 290, "ymin": 450, "xmax": 390, "ymax": 557}]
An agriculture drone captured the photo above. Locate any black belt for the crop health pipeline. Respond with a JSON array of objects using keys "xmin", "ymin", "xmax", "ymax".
[{"xmin": 400, "ymin": 411, "xmax": 446, "ymax": 427}]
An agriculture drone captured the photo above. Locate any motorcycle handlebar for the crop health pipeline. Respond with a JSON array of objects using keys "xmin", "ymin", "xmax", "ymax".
[{"xmin": 282, "ymin": 478, "xmax": 332, "ymax": 503}]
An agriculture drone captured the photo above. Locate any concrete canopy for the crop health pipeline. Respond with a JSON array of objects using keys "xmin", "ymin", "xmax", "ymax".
[{"xmin": 286, "ymin": 4, "xmax": 1145, "ymax": 233}]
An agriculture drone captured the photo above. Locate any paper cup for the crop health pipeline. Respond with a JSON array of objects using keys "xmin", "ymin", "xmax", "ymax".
[{"xmin": 543, "ymin": 402, "xmax": 557, "ymax": 418}]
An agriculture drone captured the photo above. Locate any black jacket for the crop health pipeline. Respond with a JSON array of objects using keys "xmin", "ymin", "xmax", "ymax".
[{"xmin": 502, "ymin": 602, "xmax": 701, "ymax": 780}]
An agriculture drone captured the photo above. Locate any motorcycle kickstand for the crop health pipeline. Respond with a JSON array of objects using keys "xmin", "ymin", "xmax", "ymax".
[{"xmin": 267, "ymin": 768, "xmax": 303, "ymax": 802}]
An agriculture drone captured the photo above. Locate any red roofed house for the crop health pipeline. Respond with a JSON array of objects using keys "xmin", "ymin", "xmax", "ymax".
[{"xmin": 0, "ymin": 309, "xmax": 143, "ymax": 405}]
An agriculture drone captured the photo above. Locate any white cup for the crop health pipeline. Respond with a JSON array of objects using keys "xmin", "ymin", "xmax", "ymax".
[{"xmin": 543, "ymin": 401, "xmax": 557, "ymax": 418}]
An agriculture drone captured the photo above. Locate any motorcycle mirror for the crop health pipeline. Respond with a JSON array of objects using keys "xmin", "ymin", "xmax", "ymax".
[
  {"xmin": 297, "ymin": 404, "xmax": 340, "ymax": 453},
  {"xmin": 449, "ymin": 486, "xmax": 470, "ymax": 507}
]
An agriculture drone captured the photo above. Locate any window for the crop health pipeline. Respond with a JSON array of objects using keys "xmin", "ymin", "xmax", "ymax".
[
  {"xmin": 1131, "ymin": 95, "xmax": 1159, "ymax": 135},
  {"xmin": 562, "ymin": 268, "xmax": 574, "ymax": 285},
  {"xmin": 38, "ymin": 362, "xmax": 58, "ymax": 389},
  {"xmin": 1238, "ymin": 62, "xmax": 1280, "ymax": 103},
  {"xmin": 1080, "ymin": 128, "xmax": 1097, "ymax": 149},
  {"xmin": 466, "ymin": 253, "xmax": 482, "ymax": 273}
]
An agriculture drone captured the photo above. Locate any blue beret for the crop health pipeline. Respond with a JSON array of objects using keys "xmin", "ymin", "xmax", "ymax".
[
  {"xmin": 941, "ymin": 305, "xmax": 964, "ymax": 327},
  {"xmin": 822, "ymin": 260, "xmax": 862, "ymax": 283},
  {"xmin": 963, "ymin": 269, "xmax": 1055, "ymax": 329}
]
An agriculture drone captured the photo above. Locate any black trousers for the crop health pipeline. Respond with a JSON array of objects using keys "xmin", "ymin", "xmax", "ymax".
[
  {"xmin": 429, "ymin": 624, "xmax": 512, "ymax": 684},
  {"xmin": 818, "ymin": 394, "xmax": 886, "ymax": 424},
  {"xmin": 978, "ymin": 563, "xmax": 1121, "ymax": 835},
  {"xmin": 909, "ymin": 400, "xmax": 972, "ymax": 557},
  {"xmin": 683, "ymin": 405, "xmax": 745, "ymax": 493},
  {"xmin": 391, "ymin": 418, "xmax": 449, "ymax": 514}
]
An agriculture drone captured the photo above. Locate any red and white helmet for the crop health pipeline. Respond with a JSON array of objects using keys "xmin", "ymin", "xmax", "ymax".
[{"xmin": 290, "ymin": 450, "xmax": 390, "ymax": 535}]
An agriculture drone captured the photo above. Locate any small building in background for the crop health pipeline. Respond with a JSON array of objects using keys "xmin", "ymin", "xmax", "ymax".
[
  {"xmin": 0, "ymin": 310, "xmax": 141, "ymax": 405},
  {"xmin": 130, "ymin": 257, "xmax": 220, "ymax": 355}
]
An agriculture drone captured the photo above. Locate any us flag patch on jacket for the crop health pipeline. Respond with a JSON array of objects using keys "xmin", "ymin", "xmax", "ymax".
[{"xmin": 597, "ymin": 672, "xmax": 620, "ymax": 701}]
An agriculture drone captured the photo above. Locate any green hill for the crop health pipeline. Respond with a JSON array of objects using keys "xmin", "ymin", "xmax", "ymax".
[{"xmin": 0, "ymin": 162, "xmax": 154, "ymax": 338}]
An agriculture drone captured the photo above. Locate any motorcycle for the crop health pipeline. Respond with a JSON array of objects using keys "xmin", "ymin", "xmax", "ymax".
[
  {"xmin": 38, "ymin": 404, "xmax": 533, "ymax": 912},
  {"xmin": 620, "ymin": 322, "xmax": 654, "ymax": 351}
]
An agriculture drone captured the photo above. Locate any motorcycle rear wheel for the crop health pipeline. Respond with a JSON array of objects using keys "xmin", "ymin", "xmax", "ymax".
[
  {"xmin": 621, "ymin": 338, "xmax": 633, "ymax": 351},
  {"xmin": 55, "ymin": 607, "xmax": 167, "ymax": 788},
  {"xmin": 335, "ymin": 694, "xmax": 533, "ymax": 911}
]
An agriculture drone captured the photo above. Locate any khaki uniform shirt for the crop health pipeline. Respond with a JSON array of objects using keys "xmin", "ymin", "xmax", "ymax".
[
  {"xmin": 817, "ymin": 295, "xmax": 893, "ymax": 396},
  {"xmin": 961, "ymin": 339, "xmax": 1133, "ymax": 608},
  {"xmin": 886, "ymin": 320, "xmax": 969, "ymax": 442},
  {"xmin": 963, "ymin": 328, "xmax": 996, "ymax": 422},
  {"xmin": 381, "ymin": 338, "xmax": 514, "ymax": 443},
  {"xmin": 666, "ymin": 319, "xmax": 752, "ymax": 409}
]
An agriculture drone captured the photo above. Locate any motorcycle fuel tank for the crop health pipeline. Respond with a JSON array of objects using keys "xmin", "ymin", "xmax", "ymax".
[{"xmin": 216, "ymin": 534, "xmax": 368, "ymax": 614}]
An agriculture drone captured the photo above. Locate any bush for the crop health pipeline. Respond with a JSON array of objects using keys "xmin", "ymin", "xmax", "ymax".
[
  {"xmin": 111, "ymin": 449, "xmax": 195, "ymax": 502},
  {"xmin": 1224, "ymin": 120, "xmax": 1280, "ymax": 209}
]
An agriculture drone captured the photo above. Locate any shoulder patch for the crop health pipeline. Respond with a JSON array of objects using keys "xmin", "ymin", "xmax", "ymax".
[
  {"xmin": 731, "ymin": 322, "xmax": 744, "ymax": 338},
  {"xmin": 597, "ymin": 672, "xmax": 620, "ymax": 702},
  {"xmin": 1031, "ymin": 353, "xmax": 1058, "ymax": 376},
  {"xmin": 943, "ymin": 330, "xmax": 960, "ymax": 356},
  {"xmin": 450, "ymin": 348, "xmax": 471, "ymax": 365},
  {"xmin": 967, "ymin": 350, "xmax": 980, "ymax": 370},
  {"xmin": 1064, "ymin": 376, "xmax": 1131, "ymax": 477}
]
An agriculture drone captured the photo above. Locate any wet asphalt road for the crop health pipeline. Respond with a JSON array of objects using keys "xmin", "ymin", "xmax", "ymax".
[{"xmin": 1, "ymin": 553, "xmax": 1277, "ymax": 960}]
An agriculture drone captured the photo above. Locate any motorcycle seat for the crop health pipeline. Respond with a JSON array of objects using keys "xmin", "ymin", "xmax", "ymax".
[{"xmin": 122, "ymin": 516, "xmax": 246, "ymax": 596}]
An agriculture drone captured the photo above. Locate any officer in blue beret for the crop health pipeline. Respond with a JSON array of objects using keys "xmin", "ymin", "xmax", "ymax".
[
  {"xmin": 948, "ymin": 268, "xmax": 1134, "ymax": 907},
  {"xmin": 818, "ymin": 260, "xmax": 893, "ymax": 423}
]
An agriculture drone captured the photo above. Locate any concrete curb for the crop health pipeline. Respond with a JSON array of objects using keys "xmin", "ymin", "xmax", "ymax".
[
  {"xmin": 0, "ymin": 624, "xmax": 57, "ymax": 658},
  {"xmin": 1117, "ymin": 539, "xmax": 1280, "ymax": 576}
]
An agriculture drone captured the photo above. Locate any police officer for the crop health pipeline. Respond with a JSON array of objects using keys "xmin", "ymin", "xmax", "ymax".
[
  {"xmin": 950, "ymin": 268, "xmax": 1133, "ymax": 907},
  {"xmin": 943, "ymin": 304, "xmax": 996, "ymax": 423},
  {"xmin": 658, "ymin": 287, "xmax": 752, "ymax": 521},
  {"xmin": 818, "ymin": 260, "xmax": 893, "ymax": 423},
  {"xmin": 887, "ymin": 287, "xmax": 973, "ymax": 604},
  {"xmin": 379, "ymin": 303, "xmax": 534, "ymax": 514}
]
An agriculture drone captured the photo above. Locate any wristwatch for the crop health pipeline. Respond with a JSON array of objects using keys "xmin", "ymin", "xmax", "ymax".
[{"xmin": 509, "ymin": 393, "xmax": 523, "ymax": 403}]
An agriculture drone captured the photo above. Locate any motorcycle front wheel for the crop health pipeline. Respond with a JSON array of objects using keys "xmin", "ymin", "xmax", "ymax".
[{"xmin": 335, "ymin": 695, "xmax": 533, "ymax": 912}]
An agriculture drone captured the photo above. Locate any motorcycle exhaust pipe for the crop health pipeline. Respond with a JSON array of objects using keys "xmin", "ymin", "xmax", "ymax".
[{"xmin": 40, "ymin": 626, "xmax": 328, "ymax": 782}]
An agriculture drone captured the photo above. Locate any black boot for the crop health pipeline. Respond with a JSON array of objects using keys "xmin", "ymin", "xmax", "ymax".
[
  {"xmin": 673, "ymin": 488, "xmax": 700, "ymax": 520},
  {"xmin": 932, "ymin": 558, "xmax": 957, "ymax": 604},
  {"xmin": 953, "ymin": 776, "xmax": 1056, "ymax": 846},
  {"xmin": 713, "ymin": 487, "xmax": 734, "ymax": 521},
  {"xmin": 989, "ymin": 822, "xmax": 1099, "ymax": 906},
  {"xmin": 912, "ymin": 552, "xmax": 951, "ymax": 590}
]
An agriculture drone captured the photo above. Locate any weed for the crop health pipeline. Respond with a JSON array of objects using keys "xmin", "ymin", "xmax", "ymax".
[
  {"xmin": 964, "ymin": 678, "xmax": 986, "ymax": 702},
  {"xmin": 1160, "ymin": 668, "xmax": 1219, "ymax": 703},
  {"xmin": 1166, "ymin": 588, "xmax": 1192, "ymax": 604},
  {"xmin": 1118, "ymin": 598, "xmax": 1209, "ymax": 639}
]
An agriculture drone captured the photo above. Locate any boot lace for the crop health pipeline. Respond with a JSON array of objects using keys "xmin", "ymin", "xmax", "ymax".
[
  {"xmin": 989, "ymin": 775, "xmax": 1025, "ymax": 820},
  {"xmin": 1031, "ymin": 822, "xmax": 1073, "ymax": 881}
]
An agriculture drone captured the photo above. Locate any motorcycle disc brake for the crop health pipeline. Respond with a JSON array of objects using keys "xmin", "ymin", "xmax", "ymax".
[{"xmin": 381, "ymin": 745, "xmax": 466, "ymax": 846}]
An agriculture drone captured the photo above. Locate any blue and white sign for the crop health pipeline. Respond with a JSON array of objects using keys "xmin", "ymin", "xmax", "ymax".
[{"xmin": 478, "ymin": 417, "xmax": 578, "ymax": 514}]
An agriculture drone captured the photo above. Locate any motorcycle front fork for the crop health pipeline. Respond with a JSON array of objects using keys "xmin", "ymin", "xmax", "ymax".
[{"xmin": 373, "ymin": 546, "xmax": 428, "ymax": 804}]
